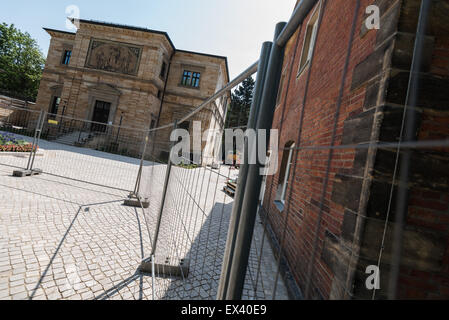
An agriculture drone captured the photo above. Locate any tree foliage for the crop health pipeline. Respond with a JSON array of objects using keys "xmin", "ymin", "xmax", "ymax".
[
  {"xmin": 226, "ymin": 76, "xmax": 255, "ymax": 129},
  {"xmin": 0, "ymin": 23, "xmax": 45, "ymax": 101}
]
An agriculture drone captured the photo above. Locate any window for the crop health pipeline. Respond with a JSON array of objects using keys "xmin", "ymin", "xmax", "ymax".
[
  {"xmin": 157, "ymin": 90, "xmax": 162, "ymax": 99},
  {"xmin": 181, "ymin": 70, "xmax": 201, "ymax": 88},
  {"xmin": 179, "ymin": 121, "xmax": 190, "ymax": 131},
  {"xmin": 191, "ymin": 72, "xmax": 201, "ymax": 88},
  {"xmin": 61, "ymin": 50, "xmax": 72, "ymax": 65},
  {"xmin": 160, "ymin": 61, "xmax": 167, "ymax": 79},
  {"xmin": 181, "ymin": 71, "xmax": 192, "ymax": 86},
  {"xmin": 275, "ymin": 141, "xmax": 295, "ymax": 208},
  {"xmin": 49, "ymin": 96, "xmax": 61, "ymax": 119},
  {"xmin": 276, "ymin": 71, "xmax": 286, "ymax": 105},
  {"xmin": 297, "ymin": 4, "xmax": 320, "ymax": 76}
]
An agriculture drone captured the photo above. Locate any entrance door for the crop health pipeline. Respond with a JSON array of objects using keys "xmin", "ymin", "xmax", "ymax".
[{"xmin": 91, "ymin": 100, "xmax": 111, "ymax": 132}]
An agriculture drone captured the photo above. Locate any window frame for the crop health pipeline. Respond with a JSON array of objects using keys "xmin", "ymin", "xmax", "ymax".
[
  {"xmin": 191, "ymin": 72, "xmax": 201, "ymax": 88},
  {"xmin": 160, "ymin": 61, "xmax": 167, "ymax": 79},
  {"xmin": 49, "ymin": 96, "xmax": 61, "ymax": 119},
  {"xmin": 297, "ymin": 2, "xmax": 321, "ymax": 77},
  {"xmin": 275, "ymin": 142, "xmax": 296, "ymax": 211},
  {"xmin": 180, "ymin": 69, "xmax": 201, "ymax": 88},
  {"xmin": 61, "ymin": 49, "xmax": 72, "ymax": 66}
]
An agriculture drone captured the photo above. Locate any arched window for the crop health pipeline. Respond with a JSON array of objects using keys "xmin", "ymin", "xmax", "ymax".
[{"xmin": 276, "ymin": 141, "xmax": 295, "ymax": 206}]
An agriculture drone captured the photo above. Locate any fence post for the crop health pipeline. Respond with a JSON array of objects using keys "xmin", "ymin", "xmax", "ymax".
[
  {"xmin": 387, "ymin": 0, "xmax": 432, "ymax": 300},
  {"xmin": 150, "ymin": 120, "xmax": 177, "ymax": 257},
  {"xmin": 26, "ymin": 110, "xmax": 43, "ymax": 171},
  {"xmin": 217, "ymin": 41, "xmax": 273, "ymax": 300},
  {"xmin": 28, "ymin": 111, "xmax": 45, "ymax": 172},
  {"xmin": 223, "ymin": 22, "xmax": 287, "ymax": 300},
  {"xmin": 134, "ymin": 135, "xmax": 149, "ymax": 196},
  {"xmin": 124, "ymin": 134, "xmax": 150, "ymax": 208},
  {"xmin": 15, "ymin": 110, "xmax": 44, "ymax": 177}
]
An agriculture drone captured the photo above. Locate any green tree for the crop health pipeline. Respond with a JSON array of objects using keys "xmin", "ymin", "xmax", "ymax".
[
  {"xmin": 0, "ymin": 23, "xmax": 45, "ymax": 101},
  {"xmin": 226, "ymin": 76, "xmax": 255, "ymax": 129},
  {"xmin": 222, "ymin": 76, "xmax": 255, "ymax": 162}
]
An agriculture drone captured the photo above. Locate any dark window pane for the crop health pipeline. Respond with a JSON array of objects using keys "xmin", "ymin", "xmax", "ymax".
[
  {"xmin": 192, "ymin": 72, "xmax": 201, "ymax": 87},
  {"xmin": 179, "ymin": 121, "xmax": 190, "ymax": 131},
  {"xmin": 62, "ymin": 50, "xmax": 72, "ymax": 65},
  {"xmin": 160, "ymin": 62, "xmax": 167, "ymax": 78},
  {"xmin": 49, "ymin": 97, "xmax": 61, "ymax": 119},
  {"xmin": 182, "ymin": 70, "xmax": 192, "ymax": 86}
]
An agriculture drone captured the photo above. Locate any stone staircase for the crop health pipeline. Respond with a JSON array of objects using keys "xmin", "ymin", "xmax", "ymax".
[{"xmin": 53, "ymin": 131, "xmax": 92, "ymax": 146}]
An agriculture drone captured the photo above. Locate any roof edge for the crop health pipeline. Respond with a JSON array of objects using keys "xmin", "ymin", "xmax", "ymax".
[
  {"xmin": 43, "ymin": 28, "xmax": 76, "ymax": 36},
  {"xmin": 45, "ymin": 20, "xmax": 230, "ymax": 83},
  {"xmin": 175, "ymin": 49, "xmax": 229, "ymax": 82},
  {"xmin": 73, "ymin": 19, "xmax": 176, "ymax": 51}
]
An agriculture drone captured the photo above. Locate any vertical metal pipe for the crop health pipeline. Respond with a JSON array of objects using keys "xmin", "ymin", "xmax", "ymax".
[
  {"xmin": 151, "ymin": 254, "xmax": 155, "ymax": 300},
  {"xmin": 27, "ymin": 110, "xmax": 43, "ymax": 170},
  {"xmin": 225, "ymin": 22, "xmax": 287, "ymax": 300},
  {"xmin": 116, "ymin": 113, "xmax": 123, "ymax": 144},
  {"xmin": 387, "ymin": 0, "xmax": 431, "ymax": 300},
  {"xmin": 29, "ymin": 111, "xmax": 45, "ymax": 171},
  {"xmin": 150, "ymin": 121, "xmax": 178, "ymax": 257},
  {"xmin": 133, "ymin": 134, "xmax": 149, "ymax": 196},
  {"xmin": 216, "ymin": 41, "xmax": 273, "ymax": 300}
]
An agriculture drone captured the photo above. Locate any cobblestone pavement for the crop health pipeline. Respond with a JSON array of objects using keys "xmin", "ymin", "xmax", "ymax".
[{"xmin": 0, "ymin": 137, "xmax": 288, "ymax": 300}]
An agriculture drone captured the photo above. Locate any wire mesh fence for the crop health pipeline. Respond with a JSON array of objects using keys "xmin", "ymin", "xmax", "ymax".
[
  {"xmin": 1, "ymin": 0, "xmax": 448, "ymax": 301},
  {"xmin": 0, "ymin": 105, "xmax": 41, "ymax": 170},
  {"xmin": 130, "ymin": 93, "xmax": 292, "ymax": 300},
  {"xmin": 1, "ymin": 108, "xmax": 151, "ymax": 191}
]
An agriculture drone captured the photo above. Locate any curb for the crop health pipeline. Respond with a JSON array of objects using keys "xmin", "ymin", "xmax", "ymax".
[{"xmin": 0, "ymin": 152, "xmax": 44, "ymax": 158}]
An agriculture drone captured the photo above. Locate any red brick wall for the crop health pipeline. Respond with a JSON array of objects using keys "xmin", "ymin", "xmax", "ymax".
[
  {"xmin": 262, "ymin": 0, "xmax": 449, "ymax": 300},
  {"xmin": 263, "ymin": 0, "xmax": 379, "ymax": 299},
  {"xmin": 395, "ymin": 2, "xmax": 449, "ymax": 297}
]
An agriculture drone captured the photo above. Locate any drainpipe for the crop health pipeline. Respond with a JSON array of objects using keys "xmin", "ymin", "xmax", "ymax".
[{"xmin": 156, "ymin": 52, "xmax": 174, "ymax": 128}]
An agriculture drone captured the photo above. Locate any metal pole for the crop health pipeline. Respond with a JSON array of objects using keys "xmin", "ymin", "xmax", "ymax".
[
  {"xmin": 387, "ymin": 0, "xmax": 431, "ymax": 300},
  {"xmin": 29, "ymin": 111, "xmax": 45, "ymax": 172},
  {"xmin": 26, "ymin": 110, "xmax": 43, "ymax": 170},
  {"xmin": 151, "ymin": 120, "xmax": 178, "ymax": 256},
  {"xmin": 133, "ymin": 134, "xmax": 150, "ymax": 197},
  {"xmin": 225, "ymin": 22, "xmax": 287, "ymax": 300},
  {"xmin": 275, "ymin": 0, "xmax": 318, "ymax": 47},
  {"xmin": 116, "ymin": 114, "xmax": 123, "ymax": 144},
  {"xmin": 151, "ymin": 254, "xmax": 155, "ymax": 300},
  {"xmin": 217, "ymin": 41, "xmax": 273, "ymax": 300}
]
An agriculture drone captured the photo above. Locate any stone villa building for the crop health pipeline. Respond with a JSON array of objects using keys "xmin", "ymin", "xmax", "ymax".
[{"xmin": 34, "ymin": 19, "xmax": 229, "ymax": 162}]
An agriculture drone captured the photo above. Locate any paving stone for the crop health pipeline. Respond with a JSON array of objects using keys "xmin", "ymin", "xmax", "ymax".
[{"xmin": 0, "ymin": 145, "xmax": 287, "ymax": 300}]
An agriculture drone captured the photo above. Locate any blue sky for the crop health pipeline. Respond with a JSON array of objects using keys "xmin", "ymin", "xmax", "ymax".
[{"xmin": 1, "ymin": 0, "xmax": 295, "ymax": 78}]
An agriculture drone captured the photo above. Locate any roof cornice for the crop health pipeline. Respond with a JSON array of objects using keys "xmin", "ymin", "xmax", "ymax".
[
  {"xmin": 45, "ymin": 19, "xmax": 230, "ymax": 82},
  {"xmin": 73, "ymin": 19, "xmax": 176, "ymax": 51},
  {"xmin": 43, "ymin": 28, "xmax": 76, "ymax": 38}
]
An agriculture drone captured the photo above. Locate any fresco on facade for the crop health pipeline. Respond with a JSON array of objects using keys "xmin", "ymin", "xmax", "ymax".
[{"xmin": 85, "ymin": 39, "xmax": 142, "ymax": 75}]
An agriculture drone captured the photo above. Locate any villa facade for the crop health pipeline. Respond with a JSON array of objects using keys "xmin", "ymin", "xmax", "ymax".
[{"xmin": 34, "ymin": 19, "xmax": 230, "ymax": 162}]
